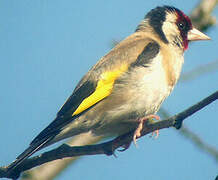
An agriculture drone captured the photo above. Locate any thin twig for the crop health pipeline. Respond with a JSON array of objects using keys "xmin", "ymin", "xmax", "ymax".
[
  {"xmin": 180, "ymin": 59, "xmax": 218, "ymax": 83},
  {"xmin": 21, "ymin": 134, "xmax": 102, "ymax": 180},
  {"xmin": 1, "ymin": 91, "xmax": 217, "ymax": 179},
  {"xmin": 189, "ymin": 0, "xmax": 217, "ymax": 31},
  {"xmin": 159, "ymin": 107, "xmax": 218, "ymax": 163},
  {"xmin": 180, "ymin": 126, "xmax": 218, "ymax": 162}
]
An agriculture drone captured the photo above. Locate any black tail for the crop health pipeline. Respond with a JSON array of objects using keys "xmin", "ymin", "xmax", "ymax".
[
  {"xmin": 7, "ymin": 135, "xmax": 55, "ymax": 172},
  {"xmin": 7, "ymin": 116, "xmax": 66, "ymax": 172},
  {"xmin": 7, "ymin": 116, "xmax": 73, "ymax": 173}
]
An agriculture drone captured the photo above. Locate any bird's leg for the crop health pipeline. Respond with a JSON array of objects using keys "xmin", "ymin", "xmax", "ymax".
[
  {"xmin": 133, "ymin": 114, "xmax": 160, "ymax": 145},
  {"xmin": 112, "ymin": 114, "xmax": 160, "ymax": 152}
]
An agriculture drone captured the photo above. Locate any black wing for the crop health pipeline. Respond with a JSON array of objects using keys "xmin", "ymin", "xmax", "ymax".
[
  {"xmin": 131, "ymin": 41, "xmax": 160, "ymax": 67},
  {"xmin": 7, "ymin": 79, "xmax": 97, "ymax": 171},
  {"xmin": 30, "ymin": 80, "xmax": 97, "ymax": 145}
]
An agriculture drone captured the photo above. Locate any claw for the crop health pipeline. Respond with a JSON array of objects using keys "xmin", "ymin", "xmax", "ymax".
[
  {"xmin": 118, "ymin": 142, "xmax": 131, "ymax": 152},
  {"xmin": 151, "ymin": 130, "xmax": 159, "ymax": 139},
  {"xmin": 133, "ymin": 114, "xmax": 160, "ymax": 145}
]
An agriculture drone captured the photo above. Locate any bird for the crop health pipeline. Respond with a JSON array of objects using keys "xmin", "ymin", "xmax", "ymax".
[{"xmin": 8, "ymin": 5, "xmax": 210, "ymax": 172}]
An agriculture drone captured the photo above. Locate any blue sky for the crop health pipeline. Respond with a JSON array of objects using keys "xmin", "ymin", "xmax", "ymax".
[{"xmin": 0, "ymin": 1, "xmax": 217, "ymax": 180}]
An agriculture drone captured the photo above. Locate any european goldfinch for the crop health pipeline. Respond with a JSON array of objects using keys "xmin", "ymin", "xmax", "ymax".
[{"xmin": 8, "ymin": 6, "xmax": 210, "ymax": 171}]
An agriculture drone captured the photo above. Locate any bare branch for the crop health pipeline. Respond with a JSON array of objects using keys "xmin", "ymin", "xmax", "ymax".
[
  {"xmin": 21, "ymin": 134, "xmax": 102, "ymax": 180},
  {"xmin": 1, "ymin": 91, "xmax": 217, "ymax": 179},
  {"xmin": 189, "ymin": 0, "xmax": 217, "ymax": 31},
  {"xmin": 180, "ymin": 126, "xmax": 218, "ymax": 162},
  {"xmin": 159, "ymin": 108, "xmax": 218, "ymax": 163}
]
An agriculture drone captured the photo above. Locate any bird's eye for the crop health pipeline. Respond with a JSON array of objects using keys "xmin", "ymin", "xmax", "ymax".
[{"xmin": 178, "ymin": 22, "xmax": 185, "ymax": 30}]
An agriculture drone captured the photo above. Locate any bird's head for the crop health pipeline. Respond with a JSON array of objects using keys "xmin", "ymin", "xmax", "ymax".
[{"xmin": 136, "ymin": 6, "xmax": 210, "ymax": 50}]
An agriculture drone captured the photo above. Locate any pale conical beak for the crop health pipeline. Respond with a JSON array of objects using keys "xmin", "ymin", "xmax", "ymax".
[{"xmin": 187, "ymin": 28, "xmax": 211, "ymax": 41}]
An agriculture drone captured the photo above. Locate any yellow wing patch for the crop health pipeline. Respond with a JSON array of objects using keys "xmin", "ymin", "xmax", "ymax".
[{"xmin": 72, "ymin": 64, "xmax": 128, "ymax": 116}]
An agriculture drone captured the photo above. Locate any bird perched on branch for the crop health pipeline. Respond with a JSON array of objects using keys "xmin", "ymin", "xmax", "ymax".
[{"xmin": 8, "ymin": 5, "xmax": 210, "ymax": 172}]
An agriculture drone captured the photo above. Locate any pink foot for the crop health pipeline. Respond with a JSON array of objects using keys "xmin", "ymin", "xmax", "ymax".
[{"xmin": 133, "ymin": 114, "xmax": 160, "ymax": 146}]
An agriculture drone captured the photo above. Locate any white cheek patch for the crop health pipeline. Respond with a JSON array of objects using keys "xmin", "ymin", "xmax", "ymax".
[{"xmin": 162, "ymin": 12, "xmax": 180, "ymax": 42}]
